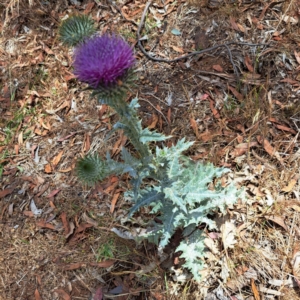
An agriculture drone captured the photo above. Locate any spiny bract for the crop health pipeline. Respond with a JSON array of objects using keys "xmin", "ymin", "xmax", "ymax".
[
  {"xmin": 75, "ymin": 154, "xmax": 108, "ymax": 186},
  {"xmin": 59, "ymin": 15, "xmax": 96, "ymax": 47}
]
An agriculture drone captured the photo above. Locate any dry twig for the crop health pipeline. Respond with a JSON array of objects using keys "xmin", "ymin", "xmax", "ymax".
[{"xmin": 137, "ymin": 1, "xmax": 270, "ymax": 81}]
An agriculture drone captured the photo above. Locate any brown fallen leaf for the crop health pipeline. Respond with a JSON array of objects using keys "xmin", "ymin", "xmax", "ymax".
[
  {"xmin": 171, "ymin": 45, "xmax": 184, "ymax": 53},
  {"xmin": 264, "ymin": 215, "xmax": 288, "ymax": 231},
  {"xmin": 213, "ymin": 64, "xmax": 223, "ymax": 72},
  {"xmin": 89, "ymin": 260, "xmax": 115, "ymax": 268},
  {"xmin": 47, "ymin": 189, "xmax": 60, "ymax": 198},
  {"xmin": 93, "ymin": 287, "xmax": 103, "ymax": 300},
  {"xmin": 61, "ymin": 212, "xmax": 70, "ymax": 235},
  {"xmin": 247, "ymin": 184, "xmax": 265, "ymax": 197},
  {"xmin": 54, "ymin": 289, "xmax": 71, "ymax": 300},
  {"xmin": 230, "ymin": 16, "xmax": 240, "ymax": 31},
  {"xmin": 199, "ymin": 130, "xmax": 218, "ymax": 142},
  {"xmin": 291, "ymin": 243, "xmax": 300, "ymax": 287},
  {"xmin": 0, "ymin": 188, "xmax": 14, "ymax": 199},
  {"xmin": 36, "ymin": 219, "xmax": 56, "ymax": 230},
  {"xmin": 282, "ymin": 179, "xmax": 297, "ymax": 192},
  {"xmin": 58, "ymin": 167, "xmax": 73, "ymax": 173},
  {"xmin": 65, "ymin": 222, "xmax": 75, "ymax": 239},
  {"xmin": 82, "ymin": 212, "xmax": 98, "ymax": 227},
  {"xmin": 280, "ymin": 78, "xmax": 300, "ymax": 85},
  {"xmin": 52, "ymin": 150, "xmax": 64, "ymax": 167},
  {"xmin": 68, "ymin": 232, "xmax": 87, "ymax": 246},
  {"xmin": 57, "ymin": 132, "xmax": 77, "ymax": 142},
  {"xmin": 295, "ymin": 50, "xmax": 300, "ymax": 65},
  {"xmin": 167, "ymin": 107, "xmax": 171, "ymax": 124},
  {"xmin": 237, "ymin": 23, "xmax": 246, "ymax": 33},
  {"xmin": 231, "ymin": 142, "xmax": 258, "ymax": 157},
  {"xmin": 111, "ymin": 134, "xmax": 127, "ymax": 156},
  {"xmin": 44, "ymin": 164, "xmax": 52, "ymax": 174},
  {"xmin": 291, "ymin": 205, "xmax": 300, "ymax": 212},
  {"xmin": 39, "ymin": 118, "xmax": 51, "ymax": 131},
  {"xmin": 24, "ymin": 211, "xmax": 35, "ymax": 217},
  {"xmin": 84, "ymin": 1, "xmax": 95, "ymax": 14},
  {"xmin": 209, "ymin": 99, "xmax": 220, "ymax": 119},
  {"xmin": 245, "ymin": 54, "xmax": 254, "ymax": 73},
  {"xmin": 228, "ymin": 85, "xmax": 243, "ymax": 102},
  {"xmin": 256, "ymin": 136, "xmax": 284, "ymax": 165},
  {"xmin": 148, "ymin": 114, "xmax": 158, "ymax": 129},
  {"xmin": 190, "ymin": 118, "xmax": 199, "ymax": 138},
  {"xmin": 251, "ymin": 278, "xmax": 261, "ymax": 300},
  {"xmin": 76, "ymin": 223, "xmax": 93, "ymax": 234},
  {"xmin": 35, "ymin": 289, "xmax": 42, "ymax": 300},
  {"xmin": 83, "ymin": 133, "xmax": 91, "ymax": 152},
  {"xmin": 104, "ymin": 179, "xmax": 119, "ymax": 194},
  {"xmin": 110, "ymin": 192, "xmax": 120, "ymax": 213},
  {"xmin": 273, "ymin": 124, "xmax": 297, "ymax": 134},
  {"xmin": 59, "ymin": 262, "xmax": 86, "ymax": 271}
]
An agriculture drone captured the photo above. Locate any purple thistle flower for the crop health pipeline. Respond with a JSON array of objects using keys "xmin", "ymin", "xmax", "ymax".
[{"xmin": 73, "ymin": 34, "xmax": 135, "ymax": 88}]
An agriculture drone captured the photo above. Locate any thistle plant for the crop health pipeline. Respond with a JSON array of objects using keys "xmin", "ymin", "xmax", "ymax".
[{"xmin": 59, "ymin": 16, "xmax": 244, "ymax": 281}]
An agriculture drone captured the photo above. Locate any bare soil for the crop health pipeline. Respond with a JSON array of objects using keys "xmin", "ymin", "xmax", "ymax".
[{"xmin": 1, "ymin": 0, "xmax": 300, "ymax": 299}]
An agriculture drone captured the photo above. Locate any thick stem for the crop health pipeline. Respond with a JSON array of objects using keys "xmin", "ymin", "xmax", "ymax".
[{"xmin": 100, "ymin": 95, "xmax": 150, "ymax": 158}]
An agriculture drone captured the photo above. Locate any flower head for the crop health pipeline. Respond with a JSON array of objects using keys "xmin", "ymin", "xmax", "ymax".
[{"xmin": 73, "ymin": 34, "xmax": 135, "ymax": 88}]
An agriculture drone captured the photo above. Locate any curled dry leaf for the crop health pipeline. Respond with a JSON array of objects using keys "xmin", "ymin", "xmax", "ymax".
[
  {"xmin": 244, "ymin": 54, "xmax": 254, "ymax": 73},
  {"xmin": 52, "ymin": 150, "xmax": 64, "ymax": 167},
  {"xmin": 213, "ymin": 64, "xmax": 223, "ymax": 72},
  {"xmin": 209, "ymin": 99, "xmax": 220, "ymax": 119},
  {"xmin": 93, "ymin": 287, "xmax": 103, "ymax": 300},
  {"xmin": 47, "ymin": 189, "xmax": 61, "ymax": 198},
  {"xmin": 220, "ymin": 221, "xmax": 237, "ymax": 250},
  {"xmin": 53, "ymin": 289, "xmax": 71, "ymax": 300},
  {"xmin": 44, "ymin": 164, "xmax": 52, "ymax": 173},
  {"xmin": 251, "ymin": 278, "xmax": 260, "ymax": 300},
  {"xmin": 291, "ymin": 242, "xmax": 300, "ymax": 287},
  {"xmin": 34, "ymin": 289, "xmax": 42, "ymax": 300},
  {"xmin": 60, "ymin": 212, "xmax": 70, "ymax": 235},
  {"xmin": 295, "ymin": 50, "xmax": 300, "ymax": 65},
  {"xmin": 204, "ymin": 237, "xmax": 219, "ymax": 255},
  {"xmin": 231, "ymin": 142, "xmax": 258, "ymax": 157},
  {"xmin": 110, "ymin": 192, "xmax": 120, "ymax": 213},
  {"xmin": 281, "ymin": 178, "xmax": 297, "ymax": 192},
  {"xmin": 264, "ymin": 215, "xmax": 288, "ymax": 231},
  {"xmin": 65, "ymin": 221, "xmax": 75, "ymax": 239},
  {"xmin": 82, "ymin": 212, "xmax": 98, "ymax": 227},
  {"xmin": 190, "ymin": 118, "xmax": 199, "ymax": 138},
  {"xmin": 171, "ymin": 45, "xmax": 184, "ymax": 53},
  {"xmin": 89, "ymin": 260, "xmax": 115, "ymax": 268},
  {"xmin": 256, "ymin": 135, "xmax": 284, "ymax": 165},
  {"xmin": 36, "ymin": 219, "xmax": 56, "ymax": 230},
  {"xmin": 59, "ymin": 262, "xmax": 86, "ymax": 271},
  {"xmin": 0, "ymin": 188, "xmax": 14, "ymax": 198},
  {"xmin": 148, "ymin": 114, "xmax": 158, "ymax": 129}
]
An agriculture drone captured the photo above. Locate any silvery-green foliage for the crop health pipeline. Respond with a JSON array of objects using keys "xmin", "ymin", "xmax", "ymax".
[
  {"xmin": 176, "ymin": 229, "xmax": 206, "ymax": 281},
  {"xmin": 126, "ymin": 138, "xmax": 244, "ymax": 280}
]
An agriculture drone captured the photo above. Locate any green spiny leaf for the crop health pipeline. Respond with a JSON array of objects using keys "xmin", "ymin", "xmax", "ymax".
[
  {"xmin": 139, "ymin": 127, "xmax": 170, "ymax": 144},
  {"xmin": 176, "ymin": 229, "xmax": 206, "ymax": 281},
  {"xmin": 128, "ymin": 188, "xmax": 163, "ymax": 217}
]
